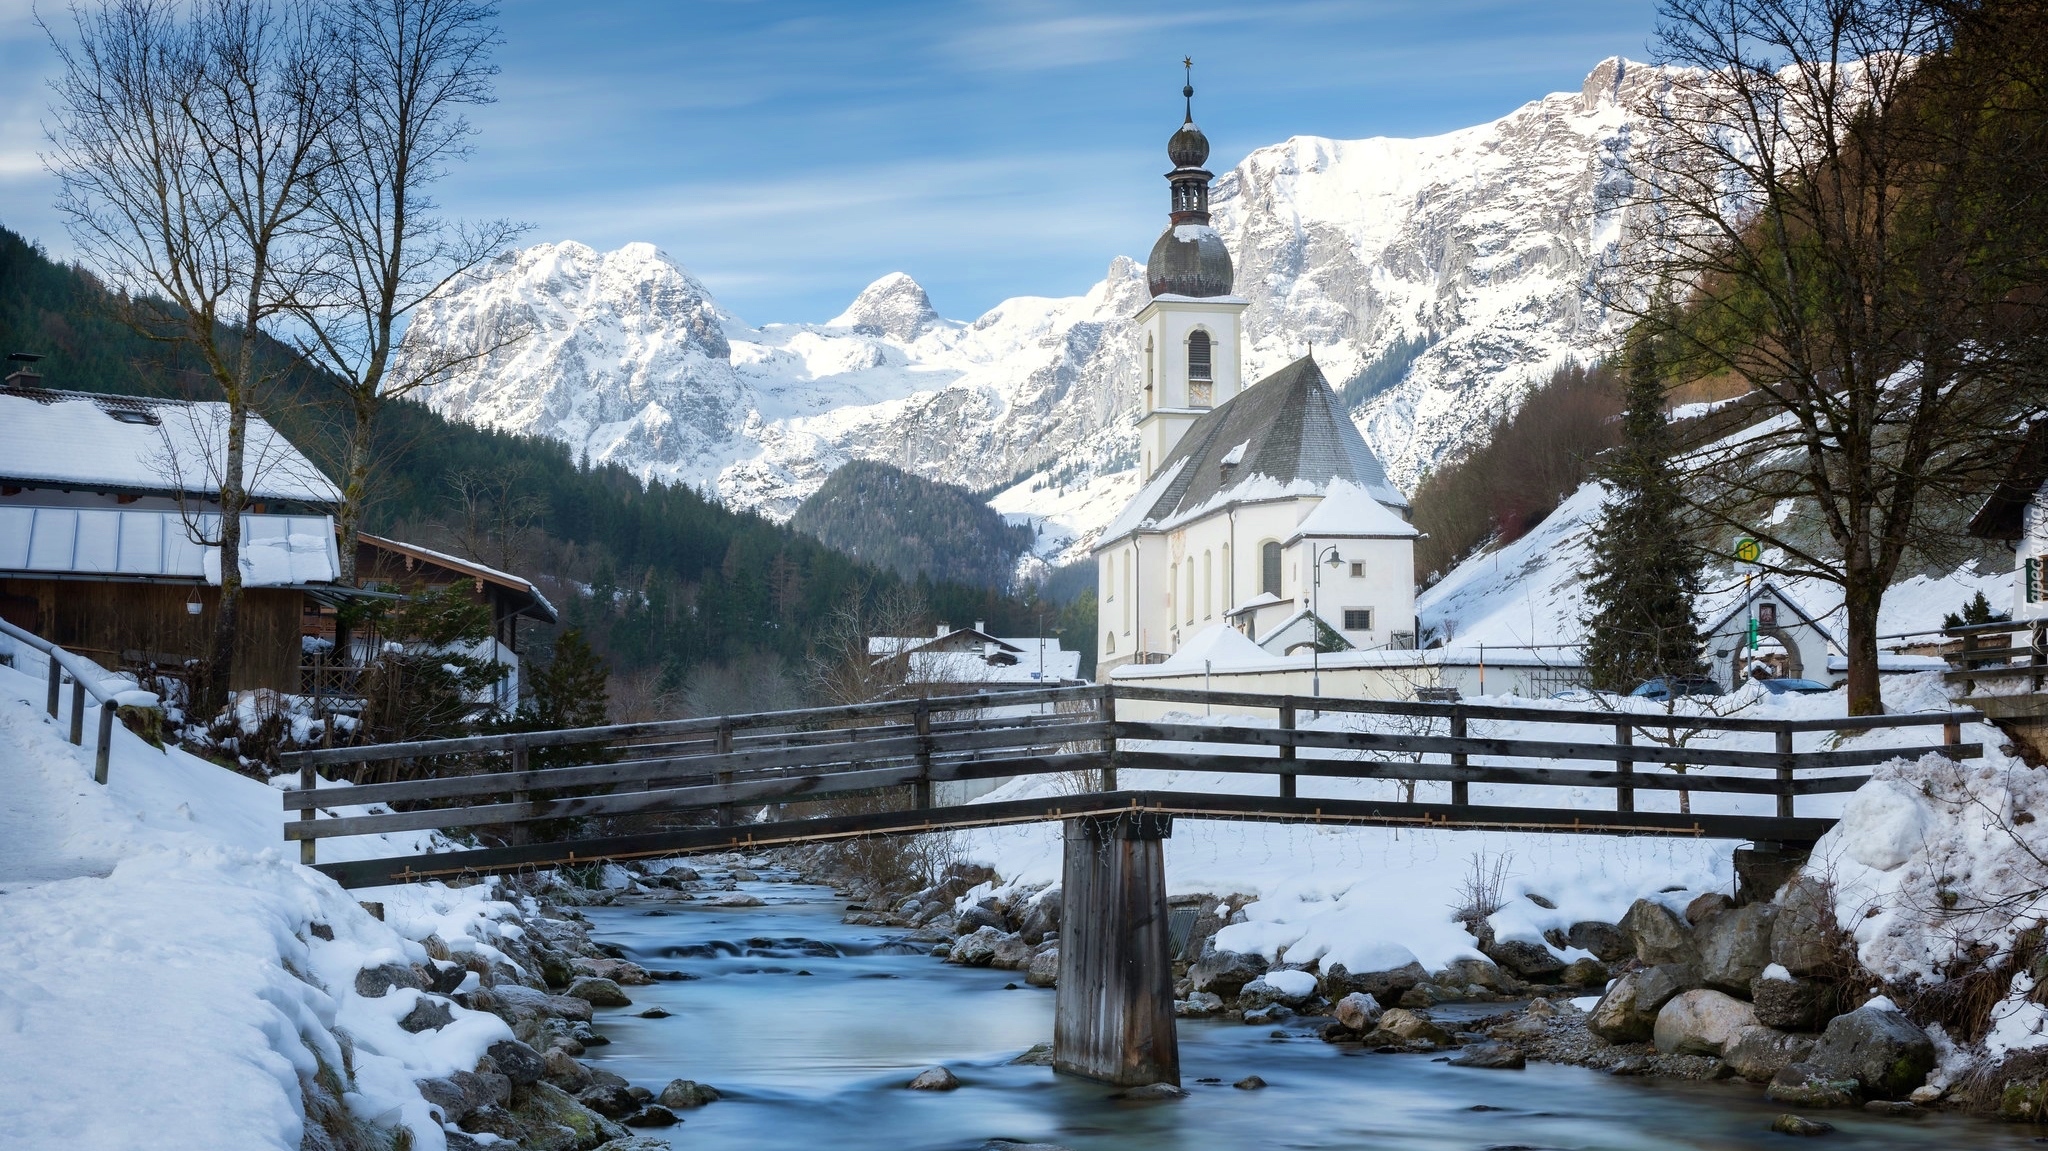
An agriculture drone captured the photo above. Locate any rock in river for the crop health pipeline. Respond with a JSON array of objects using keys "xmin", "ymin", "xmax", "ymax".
[
  {"xmin": 1653, "ymin": 989, "xmax": 1757, "ymax": 1056},
  {"xmin": 566, "ymin": 976, "xmax": 633, "ymax": 1007},
  {"xmin": 908, "ymin": 1067, "xmax": 960, "ymax": 1091}
]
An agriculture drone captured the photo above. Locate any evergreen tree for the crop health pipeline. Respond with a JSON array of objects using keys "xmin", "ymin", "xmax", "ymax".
[
  {"xmin": 1581, "ymin": 337, "xmax": 1704, "ymax": 691},
  {"xmin": 527, "ymin": 630, "xmax": 611, "ymax": 733}
]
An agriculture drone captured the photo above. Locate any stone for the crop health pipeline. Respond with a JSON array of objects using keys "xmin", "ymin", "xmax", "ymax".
[
  {"xmin": 417, "ymin": 1074, "xmax": 498, "ymax": 1125},
  {"xmin": 1695, "ymin": 904, "xmax": 1779, "ymax": 994},
  {"xmin": 1752, "ymin": 970, "xmax": 1826, "ymax": 1031},
  {"xmin": 399, "ymin": 995, "xmax": 455, "ymax": 1033},
  {"xmin": 572, "ymin": 957, "xmax": 655, "ymax": 986},
  {"xmin": 948, "ymin": 926, "xmax": 1003, "ymax": 967},
  {"xmin": 487, "ymin": 984, "xmax": 595, "ymax": 1024},
  {"xmin": 426, "ymin": 961, "xmax": 468, "ymax": 994},
  {"xmin": 1448, "ymin": 1041, "xmax": 1526, "ymax": 1069},
  {"xmin": 566, "ymin": 977, "xmax": 632, "ymax": 1007},
  {"xmin": 990, "ymin": 933, "xmax": 1035, "ymax": 971},
  {"xmin": 461, "ymin": 1080, "xmax": 626, "ymax": 1151},
  {"xmin": 1653, "ymin": 989, "xmax": 1758, "ymax": 1056},
  {"xmin": 1566, "ymin": 921, "xmax": 1632, "ymax": 963},
  {"xmin": 1769, "ymin": 1114, "xmax": 1836, "ymax": 1136},
  {"xmin": 638, "ymin": 1006, "xmax": 669, "ymax": 1018},
  {"xmin": 1321, "ymin": 959, "xmax": 1429, "ymax": 1004},
  {"xmin": 730, "ymin": 868, "xmax": 760, "ymax": 881},
  {"xmin": 657, "ymin": 1079, "xmax": 720, "ymax": 1109},
  {"xmin": 956, "ymin": 905, "xmax": 1005, "ymax": 934},
  {"xmin": 1907, "ymin": 1085, "xmax": 1943, "ymax": 1105},
  {"xmin": 540, "ymin": 953, "xmax": 576, "ymax": 989},
  {"xmin": 1861, "ymin": 1100, "xmax": 1924, "ymax": 1117},
  {"xmin": 1017, "ymin": 894, "xmax": 1060, "ymax": 944},
  {"xmin": 1438, "ymin": 957, "xmax": 1513, "ymax": 991},
  {"xmin": 1375, "ymin": 1008, "xmax": 1452, "ymax": 1046},
  {"xmin": 354, "ymin": 963, "xmax": 427, "ymax": 998},
  {"xmin": 1771, "ymin": 877, "xmax": 1841, "ymax": 977},
  {"xmin": 1621, "ymin": 898, "xmax": 1699, "ymax": 966},
  {"xmin": 1335, "ymin": 992, "xmax": 1384, "ymax": 1032},
  {"xmin": 1189, "ymin": 949, "xmax": 1269, "ymax": 998},
  {"xmin": 1010, "ymin": 1042, "xmax": 1055, "ymax": 1066},
  {"xmin": 1026, "ymin": 947, "xmax": 1060, "ymax": 987},
  {"xmin": 1802, "ymin": 1002, "xmax": 1936, "ymax": 1100},
  {"xmin": 576, "ymin": 1084, "xmax": 641, "ymax": 1119},
  {"xmin": 1178, "ymin": 991, "xmax": 1224, "ymax": 1018},
  {"xmin": 486, "ymin": 1039, "xmax": 547, "ymax": 1086},
  {"xmin": 1686, "ymin": 892, "xmax": 1734, "ymax": 924},
  {"xmin": 907, "ymin": 1067, "xmax": 960, "ymax": 1091},
  {"xmin": 1767, "ymin": 1064, "xmax": 1863, "ymax": 1108},
  {"xmin": 705, "ymin": 893, "xmax": 763, "ymax": 907},
  {"xmin": 1238, "ymin": 970, "xmax": 1318, "ymax": 1010},
  {"xmin": 1560, "ymin": 957, "xmax": 1610, "ymax": 988},
  {"xmin": 1721, "ymin": 1026, "xmax": 1818, "ymax": 1083},
  {"xmin": 2000, "ymin": 1078, "xmax": 2048, "ymax": 1121},
  {"xmin": 623, "ymin": 1105, "xmax": 678, "ymax": 1127},
  {"xmin": 1241, "ymin": 1004, "xmax": 1293, "ymax": 1025},
  {"xmin": 1588, "ymin": 965, "xmax": 1700, "ymax": 1045},
  {"xmin": 543, "ymin": 1049, "xmax": 594, "ymax": 1092},
  {"xmin": 1234, "ymin": 1075, "xmax": 1267, "ymax": 1089},
  {"xmin": 1483, "ymin": 939, "xmax": 1565, "ymax": 982},
  {"xmin": 1120, "ymin": 1083, "xmax": 1186, "ymax": 1100}
]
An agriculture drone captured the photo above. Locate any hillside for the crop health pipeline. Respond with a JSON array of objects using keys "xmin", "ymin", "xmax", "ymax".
[
  {"xmin": 788, "ymin": 460, "xmax": 1035, "ymax": 591},
  {"xmin": 0, "ymin": 224, "xmax": 1063, "ymax": 685}
]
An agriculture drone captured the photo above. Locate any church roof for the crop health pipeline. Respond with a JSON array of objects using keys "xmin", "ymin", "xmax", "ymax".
[{"xmin": 1098, "ymin": 355, "xmax": 1408, "ymax": 546}]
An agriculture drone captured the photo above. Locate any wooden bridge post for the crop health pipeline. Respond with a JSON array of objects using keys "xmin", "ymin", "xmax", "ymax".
[
  {"xmin": 508, "ymin": 746, "xmax": 531, "ymax": 846},
  {"xmin": 1099, "ymin": 685, "xmax": 1118, "ymax": 792},
  {"xmin": 1278, "ymin": 699, "xmax": 1297, "ymax": 799},
  {"xmin": 1449, "ymin": 706, "xmax": 1469, "ymax": 806},
  {"xmin": 45, "ymin": 659, "xmax": 60, "ymax": 719},
  {"xmin": 912, "ymin": 699, "xmax": 933, "ymax": 809},
  {"xmin": 1775, "ymin": 726, "xmax": 1795, "ymax": 819},
  {"xmin": 93, "ymin": 701, "xmax": 114, "ymax": 785},
  {"xmin": 715, "ymin": 719, "xmax": 735, "ymax": 827},
  {"xmin": 1054, "ymin": 811, "xmax": 1178, "ymax": 1087},
  {"xmin": 68, "ymin": 676, "xmax": 84, "ymax": 746},
  {"xmin": 1615, "ymin": 722, "xmax": 1634, "ymax": 813}
]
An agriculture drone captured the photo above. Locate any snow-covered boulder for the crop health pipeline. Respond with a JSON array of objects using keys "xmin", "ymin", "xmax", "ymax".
[
  {"xmin": 1239, "ymin": 968, "xmax": 1319, "ymax": 1009},
  {"xmin": 1321, "ymin": 957, "xmax": 1429, "ymax": 1004}
]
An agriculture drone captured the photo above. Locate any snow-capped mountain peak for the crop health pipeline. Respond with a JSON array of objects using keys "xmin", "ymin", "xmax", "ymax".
[{"xmin": 828, "ymin": 272, "xmax": 945, "ymax": 342}]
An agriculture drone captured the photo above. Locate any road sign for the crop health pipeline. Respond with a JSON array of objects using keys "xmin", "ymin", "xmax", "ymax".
[{"xmin": 1734, "ymin": 537, "xmax": 1761, "ymax": 564}]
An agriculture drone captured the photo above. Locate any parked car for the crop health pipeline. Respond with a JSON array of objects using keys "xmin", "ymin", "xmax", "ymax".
[
  {"xmin": 1757, "ymin": 677, "xmax": 1834, "ymax": 695},
  {"xmin": 1628, "ymin": 675, "xmax": 1726, "ymax": 701}
]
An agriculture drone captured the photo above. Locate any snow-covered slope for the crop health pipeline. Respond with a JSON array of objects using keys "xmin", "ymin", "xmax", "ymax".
[{"xmin": 405, "ymin": 58, "xmax": 1677, "ymax": 558}]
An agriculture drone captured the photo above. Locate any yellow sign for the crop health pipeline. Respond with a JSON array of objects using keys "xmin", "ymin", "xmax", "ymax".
[{"xmin": 1734, "ymin": 538, "xmax": 1760, "ymax": 564}]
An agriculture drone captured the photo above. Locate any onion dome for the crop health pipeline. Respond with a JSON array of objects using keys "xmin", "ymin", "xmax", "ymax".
[{"xmin": 1146, "ymin": 62, "xmax": 1233, "ymax": 298}]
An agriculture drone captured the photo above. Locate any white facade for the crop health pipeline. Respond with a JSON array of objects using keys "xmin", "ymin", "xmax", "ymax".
[{"xmin": 1136, "ymin": 296, "xmax": 1248, "ymax": 482}]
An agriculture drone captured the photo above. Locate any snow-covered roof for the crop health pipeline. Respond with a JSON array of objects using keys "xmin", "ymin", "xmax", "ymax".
[
  {"xmin": 0, "ymin": 506, "xmax": 340, "ymax": 586},
  {"xmin": 1097, "ymin": 356, "xmax": 1408, "ymax": 547},
  {"xmin": 0, "ymin": 388, "xmax": 341, "ymax": 505},
  {"xmin": 358, "ymin": 533, "xmax": 558, "ymax": 622},
  {"xmin": 1156, "ymin": 624, "xmax": 1270, "ymax": 672},
  {"xmin": 1226, "ymin": 591, "xmax": 1282, "ymax": 617},
  {"xmin": 906, "ymin": 646, "xmax": 1082, "ymax": 685},
  {"xmin": 1287, "ymin": 478, "xmax": 1420, "ymax": 540},
  {"xmin": 1702, "ymin": 580, "xmax": 1836, "ymax": 647}
]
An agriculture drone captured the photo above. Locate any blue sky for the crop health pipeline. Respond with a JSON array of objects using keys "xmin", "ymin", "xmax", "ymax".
[{"xmin": 0, "ymin": 0, "xmax": 1660, "ymax": 323}]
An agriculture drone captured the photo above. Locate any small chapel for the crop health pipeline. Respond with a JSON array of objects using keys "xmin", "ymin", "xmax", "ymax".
[{"xmin": 1094, "ymin": 76, "xmax": 1418, "ymax": 676}]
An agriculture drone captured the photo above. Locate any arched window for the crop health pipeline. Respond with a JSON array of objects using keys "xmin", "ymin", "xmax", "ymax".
[
  {"xmin": 1187, "ymin": 330, "xmax": 1213, "ymax": 408},
  {"xmin": 1169, "ymin": 561, "xmax": 1178, "ymax": 622},
  {"xmin": 1202, "ymin": 550, "xmax": 1212, "ymax": 619},
  {"xmin": 1144, "ymin": 336, "xmax": 1155, "ymax": 410},
  {"xmin": 1185, "ymin": 563, "xmax": 1195, "ymax": 624},
  {"xmin": 1105, "ymin": 631, "xmax": 1116, "ymax": 654},
  {"xmin": 1261, "ymin": 541, "xmax": 1282, "ymax": 597},
  {"xmin": 1122, "ymin": 552, "xmax": 1132, "ymax": 633}
]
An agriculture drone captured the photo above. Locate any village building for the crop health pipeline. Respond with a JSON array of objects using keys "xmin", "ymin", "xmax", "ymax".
[
  {"xmin": 868, "ymin": 622, "xmax": 1083, "ymax": 695},
  {"xmin": 1094, "ymin": 82, "xmax": 1418, "ymax": 678},
  {"xmin": 1701, "ymin": 580, "xmax": 1837, "ymax": 688}
]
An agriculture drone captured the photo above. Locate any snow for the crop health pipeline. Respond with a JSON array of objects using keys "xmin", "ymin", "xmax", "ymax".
[
  {"xmin": 0, "ymin": 655, "xmax": 522, "ymax": 1150},
  {"xmin": 1220, "ymin": 440, "xmax": 1249, "ymax": 467},
  {"xmin": 1254, "ymin": 968, "xmax": 1319, "ymax": 998},
  {"xmin": 0, "ymin": 390, "xmax": 341, "ymax": 504},
  {"xmin": 1290, "ymin": 478, "xmax": 1420, "ymax": 539},
  {"xmin": 1155, "ymin": 624, "xmax": 1270, "ymax": 672}
]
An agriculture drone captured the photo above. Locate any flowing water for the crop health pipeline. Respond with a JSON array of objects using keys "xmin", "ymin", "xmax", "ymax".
[{"xmin": 578, "ymin": 877, "xmax": 2031, "ymax": 1151}]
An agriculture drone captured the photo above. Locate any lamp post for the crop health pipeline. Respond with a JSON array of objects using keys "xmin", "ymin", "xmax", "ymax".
[{"xmin": 1311, "ymin": 544, "xmax": 1343, "ymax": 698}]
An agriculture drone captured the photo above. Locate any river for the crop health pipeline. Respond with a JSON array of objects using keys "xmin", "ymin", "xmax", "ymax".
[{"xmin": 577, "ymin": 874, "xmax": 2031, "ymax": 1150}]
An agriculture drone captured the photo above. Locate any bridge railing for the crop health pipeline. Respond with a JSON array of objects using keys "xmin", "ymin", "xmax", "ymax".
[{"xmin": 280, "ymin": 683, "xmax": 1984, "ymax": 883}]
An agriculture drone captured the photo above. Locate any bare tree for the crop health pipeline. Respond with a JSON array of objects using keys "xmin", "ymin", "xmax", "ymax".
[
  {"xmin": 46, "ymin": 0, "xmax": 339, "ymax": 710},
  {"xmin": 1623, "ymin": 0, "xmax": 2048, "ymax": 714},
  {"xmin": 291, "ymin": 0, "xmax": 524, "ymax": 582},
  {"xmin": 447, "ymin": 463, "xmax": 546, "ymax": 571},
  {"xmin": 809, "ymin": 584, "xmax": 932, "ymax": 707}
]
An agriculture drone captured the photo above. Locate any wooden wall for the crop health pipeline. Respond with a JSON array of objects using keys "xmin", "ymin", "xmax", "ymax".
[{"xmin": 0, "ymin": 578, "xmax": 304, "ymax": 691}]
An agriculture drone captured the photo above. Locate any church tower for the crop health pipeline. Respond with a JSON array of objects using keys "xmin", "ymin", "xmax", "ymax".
[{"xmin": 1135, "ymin": 63, "xmax": 1248, "ymax": 482}]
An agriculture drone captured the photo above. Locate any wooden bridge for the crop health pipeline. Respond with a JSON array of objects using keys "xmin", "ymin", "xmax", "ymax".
[{"xmin": 280, "ymin": 683, "xmax": 1981, "ymax": 1087}]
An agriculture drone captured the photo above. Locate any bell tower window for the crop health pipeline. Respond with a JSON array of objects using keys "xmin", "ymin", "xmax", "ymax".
[
  {"xmin": 1188, "ymin": 330, "xmax": 1213, "ymax": 408},
  {"xmin": 1144, "ymin": 336, "xmax": 1155, "ymax": 412}
]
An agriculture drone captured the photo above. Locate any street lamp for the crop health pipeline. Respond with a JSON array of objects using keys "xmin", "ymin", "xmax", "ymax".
[{"xmin": 1311, "ymin": 545, "xmax": 1343, "ymax": 698}]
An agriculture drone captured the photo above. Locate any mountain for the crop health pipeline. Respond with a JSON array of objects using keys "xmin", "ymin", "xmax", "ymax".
[
  {"xmin": 401, "ymin": 58, "xmax": 1674, "ymax": 563},
  {"xmin": 787, "ymin": 460, "xmax": 1036, "ymax": 591}
]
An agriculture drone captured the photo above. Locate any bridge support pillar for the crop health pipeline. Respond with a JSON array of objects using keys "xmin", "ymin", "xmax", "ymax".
[{"xmin": 1053, "ymin": 811, "xmax": 1177, "ymax": 1088}]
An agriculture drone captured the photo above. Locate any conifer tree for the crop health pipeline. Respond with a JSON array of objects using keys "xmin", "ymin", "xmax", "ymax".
[
  {"xmin": 1581, "ymin": 337, "xmax": 1704, "ymax": 691},
  {"xmin": 528, "ymin": 629, "xmax": 610, "ymax": 733}
]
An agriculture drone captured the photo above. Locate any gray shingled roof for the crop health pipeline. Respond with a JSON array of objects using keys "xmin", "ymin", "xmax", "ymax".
[{"xmin": 1105, "ymin": 356, "xmax": 1407, "ymax": 543}]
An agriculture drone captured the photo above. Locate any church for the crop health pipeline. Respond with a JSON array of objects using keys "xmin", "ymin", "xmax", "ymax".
[{"xmin": 1094, "ymin": 79, "xmax": 1418, "ymax": 676}]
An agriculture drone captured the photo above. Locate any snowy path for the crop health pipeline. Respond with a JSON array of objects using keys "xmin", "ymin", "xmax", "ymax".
[{"xmin": 0, "ymin": 696, "xmax": 126, "ymax": 891}]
